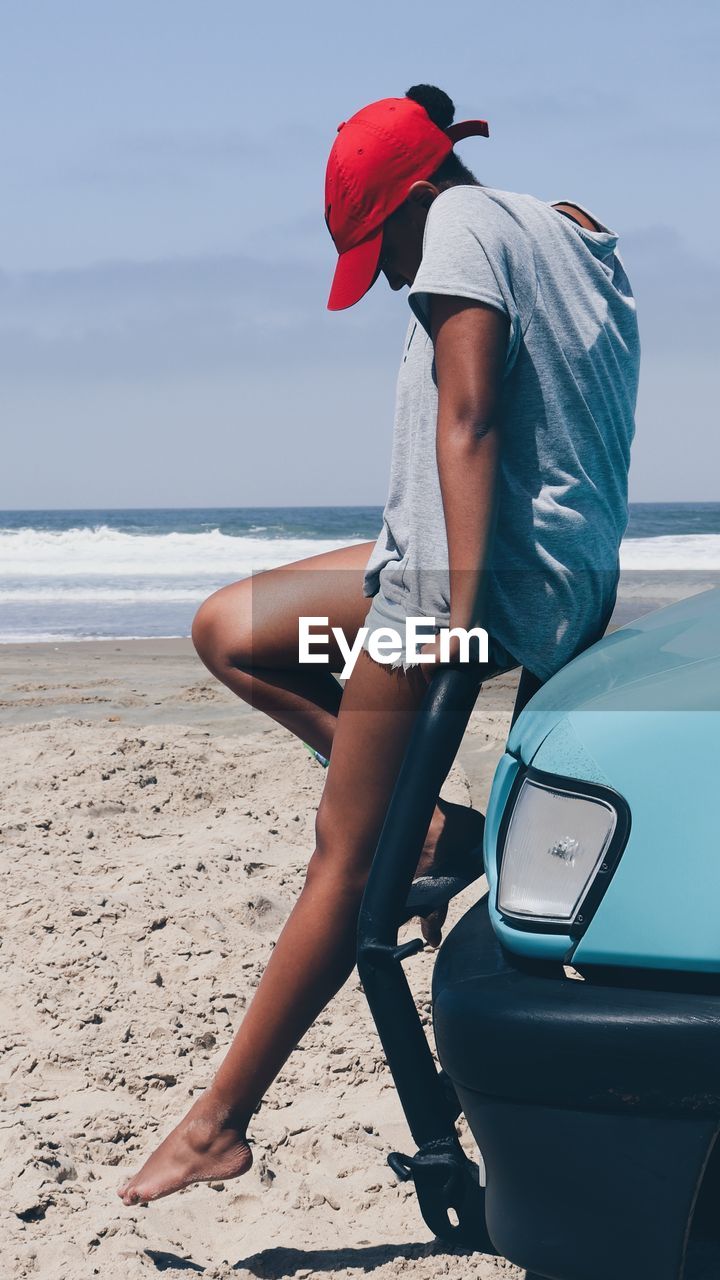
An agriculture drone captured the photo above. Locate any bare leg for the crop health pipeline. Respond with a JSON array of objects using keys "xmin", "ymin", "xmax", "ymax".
[
  {"xmin": 117, "ymin": 545, "xmax": 485, "ymax": 1203},
  {"xmin": 119, "ymin": 650, "xmax": 434, "ymax": 1204}
]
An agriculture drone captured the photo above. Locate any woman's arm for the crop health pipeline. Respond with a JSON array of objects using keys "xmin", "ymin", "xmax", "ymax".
[{"xmin": 424, "ymin": 295, "xmax": 509, "ymax": 668}]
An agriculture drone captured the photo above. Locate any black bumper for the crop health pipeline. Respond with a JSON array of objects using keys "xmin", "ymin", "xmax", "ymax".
[{"xmin": 432, "ymin": 898, "xmax": 720, "ymax": 1280}]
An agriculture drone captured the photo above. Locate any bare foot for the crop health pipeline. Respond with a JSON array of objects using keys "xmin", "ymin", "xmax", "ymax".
[
  {"xmin": 117, "ymin": 1091, "xmax": 252, "ymax": 1205},
  {"xmin": 414, "ymin": 799, "xmax": 486, "ymax": 945}
]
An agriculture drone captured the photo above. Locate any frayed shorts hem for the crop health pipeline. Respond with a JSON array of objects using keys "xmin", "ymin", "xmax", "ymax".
[{"xmin": 361, "ymin": 593, "xmax": 518, "ymax": 676}]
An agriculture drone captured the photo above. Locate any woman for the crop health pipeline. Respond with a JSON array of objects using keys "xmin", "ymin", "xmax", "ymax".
[{"xmin": 119, "ymin": 83, "xmax": 640, "ymax": 1204}]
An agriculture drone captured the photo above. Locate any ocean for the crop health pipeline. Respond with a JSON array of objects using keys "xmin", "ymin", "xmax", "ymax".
[{"xmin": 1, "ymin": 504, "xmax": 719, "ymax": 643}]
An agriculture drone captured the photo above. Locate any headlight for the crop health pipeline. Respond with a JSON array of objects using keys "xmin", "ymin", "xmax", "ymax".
[{"xmin": 497, "ymin": 773, "xmax": 623, "ymax": 928}]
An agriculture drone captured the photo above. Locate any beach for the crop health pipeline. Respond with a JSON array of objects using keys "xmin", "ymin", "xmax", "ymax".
[
  {"xmin": 3, "ymin": 498, "xmax": 719, "ymax": 1279},
  {"xmin": 1, "ymin": 638, "xmax": 522, "ymax": 1280}
]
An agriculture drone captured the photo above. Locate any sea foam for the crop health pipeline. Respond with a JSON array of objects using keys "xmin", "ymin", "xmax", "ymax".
[{"xmin": 0, "ymin": 525, "xmax": 359, "ymax": 578}]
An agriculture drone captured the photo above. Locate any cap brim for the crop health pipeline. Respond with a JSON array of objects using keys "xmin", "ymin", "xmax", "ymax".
[
  {"xmin": 446, "ymin": 119, "xmax": 489, "ymax": 142},
  {"xmin": 327, "ymin": 226, "xmax": 384, "ymax": 311}
]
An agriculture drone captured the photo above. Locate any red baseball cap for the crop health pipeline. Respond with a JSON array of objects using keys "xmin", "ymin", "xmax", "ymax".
[{"xmin": 325, "ymin": 96, "xmax": 489, "ymax": 311}]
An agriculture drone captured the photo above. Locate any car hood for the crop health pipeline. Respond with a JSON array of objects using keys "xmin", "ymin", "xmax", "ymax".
[{"xmin": 507, "ymin": 587, "xmax": 720, "ymax": 765}]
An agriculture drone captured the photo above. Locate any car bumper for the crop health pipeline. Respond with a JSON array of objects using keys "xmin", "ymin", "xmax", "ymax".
[{"xmin": 432, "ymin": 897, "xmax": 720, "ymax": 1280}]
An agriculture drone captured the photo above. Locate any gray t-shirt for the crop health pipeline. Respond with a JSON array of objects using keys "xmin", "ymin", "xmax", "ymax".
[{"xmin": 363, "ymin": 184, "xmax": 640, "ymax": 680}]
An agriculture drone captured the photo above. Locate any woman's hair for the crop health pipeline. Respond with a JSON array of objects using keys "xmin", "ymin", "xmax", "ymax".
[{"xmin": 405, "ymin": 84, "xmax": 480, "ymax": 188}]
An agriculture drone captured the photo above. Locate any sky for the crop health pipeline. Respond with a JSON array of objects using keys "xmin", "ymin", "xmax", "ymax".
[{"xmin": 1, "ymin": 0, "xmax": 718, "ymax": 509}]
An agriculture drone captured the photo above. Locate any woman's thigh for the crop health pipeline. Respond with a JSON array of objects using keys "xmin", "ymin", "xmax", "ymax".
[{"xmin": 192, "ymin": 540, "xmax": 376, "ymax": 670}]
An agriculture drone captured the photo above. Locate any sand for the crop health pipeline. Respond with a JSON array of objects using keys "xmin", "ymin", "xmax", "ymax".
[{"xmin": 0, "ymin": 639, "xmax": 523, "ymax": 1280}]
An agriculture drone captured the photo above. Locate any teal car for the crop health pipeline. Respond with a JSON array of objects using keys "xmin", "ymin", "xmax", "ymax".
[{"xmin": 358, "ymin": 588, "xmax": 720, "ymax": 1280}]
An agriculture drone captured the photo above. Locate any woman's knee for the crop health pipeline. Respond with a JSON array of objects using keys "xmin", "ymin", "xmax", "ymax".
[{"xmin": 191, "ymin": 585, "xmax": 252, "ymax": 672}]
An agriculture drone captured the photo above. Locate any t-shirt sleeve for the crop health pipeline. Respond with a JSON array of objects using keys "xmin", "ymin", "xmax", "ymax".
[{"xmin": 408, "ymin": 187, "xmax": 532, "ymax": 371}]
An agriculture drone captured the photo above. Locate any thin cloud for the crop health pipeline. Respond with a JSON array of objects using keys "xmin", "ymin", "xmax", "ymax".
[{"xmin": 0, "ymin": 251, "xmax": 396, "ymax": 381}]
